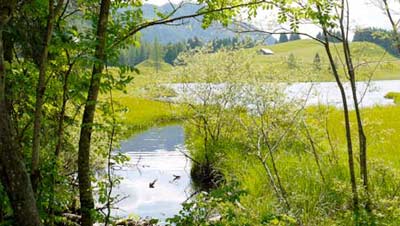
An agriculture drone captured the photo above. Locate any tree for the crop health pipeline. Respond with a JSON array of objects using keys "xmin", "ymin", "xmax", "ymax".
[
  {"xmin": 164, "ymin": 41, "xmax": 187, "ymax": 65},
  {"xmin": 289, "ymin": 33, "xmax": 301, "ymax": 41},
  {"xmin": 151, "ymin": 37, "xmax": 162, "ymax": 72},
  {"xmin": 353, "ymin": 28, "xmax": 399, "ymax": 56},
  {"xmin": 78, "ymin": 0, "xmax": 111, "ymax": 225},
  {"xmin": 316, "ymin": 32, "xmax": 323, "ymax": 40},
  {"xmin": 313, "ymin": 53, "xmax": 321, "ymax": 71},
  {"xmin": 31, "ymin": 0, "xmax": 64, "ymax": 193},
  {"xmin": 316, "ymin": 30, "xmax": 341, "ymax": 43},
  {"xmin": 376, "ymin": 0, "xmax": 400, "ymax": 54},
  {"xmin": 188, "ymin": 36, "xmax": 203, "ymax": 49},
  {"xmin": 278, "ymin": 34, "xmax": 288, "ymax": 43},
  {"xmin": 287, "ymin": 53, "xmax": 296, "ymax": 69},
  {"xmin": 314, "ymin": 1, "xmax": 369, "ymax": 214},
  {"xmin": 0, "ymin": 1, "xmax": 42, "ymax": 225},
  {"xmin": 200, "ymin": 0, "xmax": 370, "ymax": 221}
]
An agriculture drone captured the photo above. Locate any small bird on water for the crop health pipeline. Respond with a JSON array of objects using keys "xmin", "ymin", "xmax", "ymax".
[
  {"xmin": 168, "ymin": 174, "xmax": 181, "ymax": 183},
  {"xmin": 149, "ymin": 179, "xmax": 157, "ymax": 188},
  {"xmin": 172, "ymin": 174, "xmax": 181, "ymax": 182}
]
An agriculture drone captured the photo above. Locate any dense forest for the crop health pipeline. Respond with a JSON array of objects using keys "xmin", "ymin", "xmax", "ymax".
[
  {"xmin": 118, "ymin": 36, "xmax": 259, "ymax": 67},
  {"xmin": 1, "ymin": 0, "xmax": 400, "ymax": 226}
]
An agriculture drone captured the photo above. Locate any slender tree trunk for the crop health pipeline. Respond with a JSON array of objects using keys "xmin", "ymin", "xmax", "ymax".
[
  {"xmin": 303, "ymin": 121, "xmax": 326, "ymax": 184},
  {"xmin": 341, "ymin": 28, "xmax": 370, "ymax": 208},
  {"xmin": 338, "ymin": 0, "xmax": 370, "ymax": 210},
  {"xmin": 105, "ymin": 89, "xmax": 116, "ymax": 226},
  {"xmin": 31, "ymin": 0, "xmax": 63, "ymax": 192},
  {"xmin": 49, "ymin": 60, "xmax": 73, "ymax": 226},
  {"xmin": 0, "ymin": 4, "xmax": 42, "ymax": 225},
  {"xmin": 382, "ymin": 0, "xmax": 400, "ymax": 54},
  {"xmin": 266, "ymin": 144, "xmax": 291, "ymax": 210},
  {"xmin": 78, "ymin": 0, "xmax": 111, "ymax": 225},
  {"xmin": 321, "ymin": 27, "xmax": 359, "ymax": 212}
]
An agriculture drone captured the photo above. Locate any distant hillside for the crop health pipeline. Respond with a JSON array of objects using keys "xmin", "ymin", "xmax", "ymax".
[
  {"xmin": 255, "ymin": 39, "xmax": 399, "ymax": 64},
  {"xmin": 139, "ymin": 4, "xmax": 276, "ymax": 45},
  {"xmin": 160, "ymin": 39, "xmax": 400, "ymax": 82},
  {"xmin": 245, "ymin": 40, "xmax": 400, "ymax": 81},
  {"xmin": 252, "ymin": 40, "xmax": 400, "ymax": 81}
]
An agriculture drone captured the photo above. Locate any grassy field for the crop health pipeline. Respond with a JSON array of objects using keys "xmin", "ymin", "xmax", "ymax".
[
  {"xmin": 115, "ymin": 96, "xmax": 186, "ymax": 132},
  {"xmin": 248, "ymin": 39, "xmax": 400, "ymax": 81},
  {"xmin": 385, "ymin": 92, "xmax": 400, "ymax": 104},
  {"xmin": 326, "ymin": 105, "xmax": 400, "ymax": 167},
  {"xmin": 182, "ymin": 104, "xmax": 400, "ymax": 225},
  {"xmin": 106, "ymin": 40, "xmax": 400, "ymax": 224},
  {"xmin": 163, "ymin": 39, "xmax": 400, "ymax": 82},
  {"xmin": 111, "ymin": 39, "xmax": 400, "ymax": 133},
  {"xmin": 98, "ymin": 63, "xmax": 185, "ymax": 137},
  {"xmin": 110, "ymin": 39, "xmax": 400, "ymax": 102}
]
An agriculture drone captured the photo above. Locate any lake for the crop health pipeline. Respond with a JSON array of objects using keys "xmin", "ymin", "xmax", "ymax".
[
  {"xmin": 166, "ymin": 80, "xmax": 400, "ymax": 109},
  {"xmin": 112, "ymin": 125, "xmax": 192, "ymax": 221}
]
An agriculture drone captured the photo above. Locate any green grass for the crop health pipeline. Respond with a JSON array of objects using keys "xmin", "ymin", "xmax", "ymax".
[
  {"xmin": 324, "ymin": 105, "xmax": 400, "ymax": 167},
  {"xmin": 161, "ymin": 40, "xmax": 397, "ymax": 83},
  {"xmin": 111, "ymin": 40, "xmax": 400, "ymax": 94},
  {"xmin": 100, "ymin": 66, "xmax": 185, "ymax": 133},
  {"xmin": 106, "ymin": 39, "xmax": 400, "ymax": 224},
  {"xmin": 385, "ymin": 92, "xmax": 400, "ymax": 104},
  {"xmin": 136, "ymin": 59, "xmax": 174, "ymax": 74},
  {"xmin": 184, "ymin": 104, "xmax": 400, "ymax": 225},
  {"xmin": 115, "ymin": 97, "xmax": 187, "ymax": 133},
  {"xmin": 243, "ymin": 40, "xmax": 400, "ymax": 81}
]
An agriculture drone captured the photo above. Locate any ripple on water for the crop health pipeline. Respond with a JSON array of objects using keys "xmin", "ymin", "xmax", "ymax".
[{"xmin": 112, "ymin": 125, "xmax": 192, "ymax": 221}]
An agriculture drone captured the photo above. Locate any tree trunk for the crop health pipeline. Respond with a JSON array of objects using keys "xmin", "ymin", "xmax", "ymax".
[
  {"xmin": 340, "ymin": 26, "xmax": 370, "ymax": 209},
  {"xmin": 49, "ymin": 59, "xmax": 73, "ymax": 226},
  {"xmin": 382, "ymin": 0, "xmax": 400, "ymax": 54},
  {"xmin": 0, "ymin": 4, "xmax": 42, "ymax": 225},
  {"xmin": 31, "ymin": 0, "xmax": 62, "ymax": 192},
  {"xmin": 338, "ymin": 0, "xmax": 370, "ymax": 211},
  {"xmin": 78, "ymin": 0, "xmax": 111, "ymax": 225},
  {"xmin": 321, "ymin": 27, "xmax": 359, "ymax": 212}
]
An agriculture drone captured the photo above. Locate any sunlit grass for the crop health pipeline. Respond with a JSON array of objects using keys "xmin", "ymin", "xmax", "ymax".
[
  {"xmin": 136, "ymin": 39, "xmax": 400, "ymax": 83},
  {"xmin": 115, "ymin": 97, "xmax": 187, "ymax": 133},
  {"xmin": 109, "ymin": 44, "xmax": 400, "ymax": 224},
  {"xmin": 236, "ymin": 40, "xmax": 400, "ymax": 82},
  {"xmin": 385, "ymin": 92, "xmax": 400, "ymax": 104},
  {"xmin": 186, "ymin": 103, "xmax": 400, "ymax": 224}
]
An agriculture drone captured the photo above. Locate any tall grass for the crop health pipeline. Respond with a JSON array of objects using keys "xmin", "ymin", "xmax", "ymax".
[
  {"xmin": 115, "ymin": 97, "xmax": 187, "ymax": 134},
  {"xmin": 185, "ymin": 104, "xmax": 400, "ymax": 225}
]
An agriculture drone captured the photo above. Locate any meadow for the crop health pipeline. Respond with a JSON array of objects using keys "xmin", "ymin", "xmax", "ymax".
[
  {"xmin": 177, "ymin": 103, "xmax": 400, "ymax": 225},
  {"xmin": 110, "ymin": 39, "xmax": 400, "ymax": 225},
  {"xmin": 114, "ymin": 39, "xmax": 400, "ymax": 134},
  {"xmin": 161, "ymin": 40, "xmax": 400, "ymax": 83},
  {"xmin": 4, "ymin": 1, "xmax": 400, "ymax": 225},
  {"xmin": 249, "ymin": 40, "xmax": 400, "ymax": 81}
]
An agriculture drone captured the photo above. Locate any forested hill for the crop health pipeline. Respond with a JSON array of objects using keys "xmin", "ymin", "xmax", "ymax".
[{"xmin": 139, "ymin": 3, "xmax": 276, "ymax": 44}]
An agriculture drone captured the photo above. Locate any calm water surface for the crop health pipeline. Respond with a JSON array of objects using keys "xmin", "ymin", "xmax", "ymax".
[
  {"xmin": 112, "ymin": 125, "xmax": 192, "ymax": 220},
  {"xmin": 166, "ymin": 80, "xmax": 400, "ymax": 109}
]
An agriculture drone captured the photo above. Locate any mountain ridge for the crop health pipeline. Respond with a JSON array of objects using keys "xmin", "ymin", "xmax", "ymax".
[{"xmin": 139, "ymin": 3, "xmax": 276, "ymax": 44}]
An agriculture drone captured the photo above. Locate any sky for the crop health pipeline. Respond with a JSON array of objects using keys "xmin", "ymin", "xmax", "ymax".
[{"xmin": 143, "ymin": 0, "xmax": 396, "ymax": 31}]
